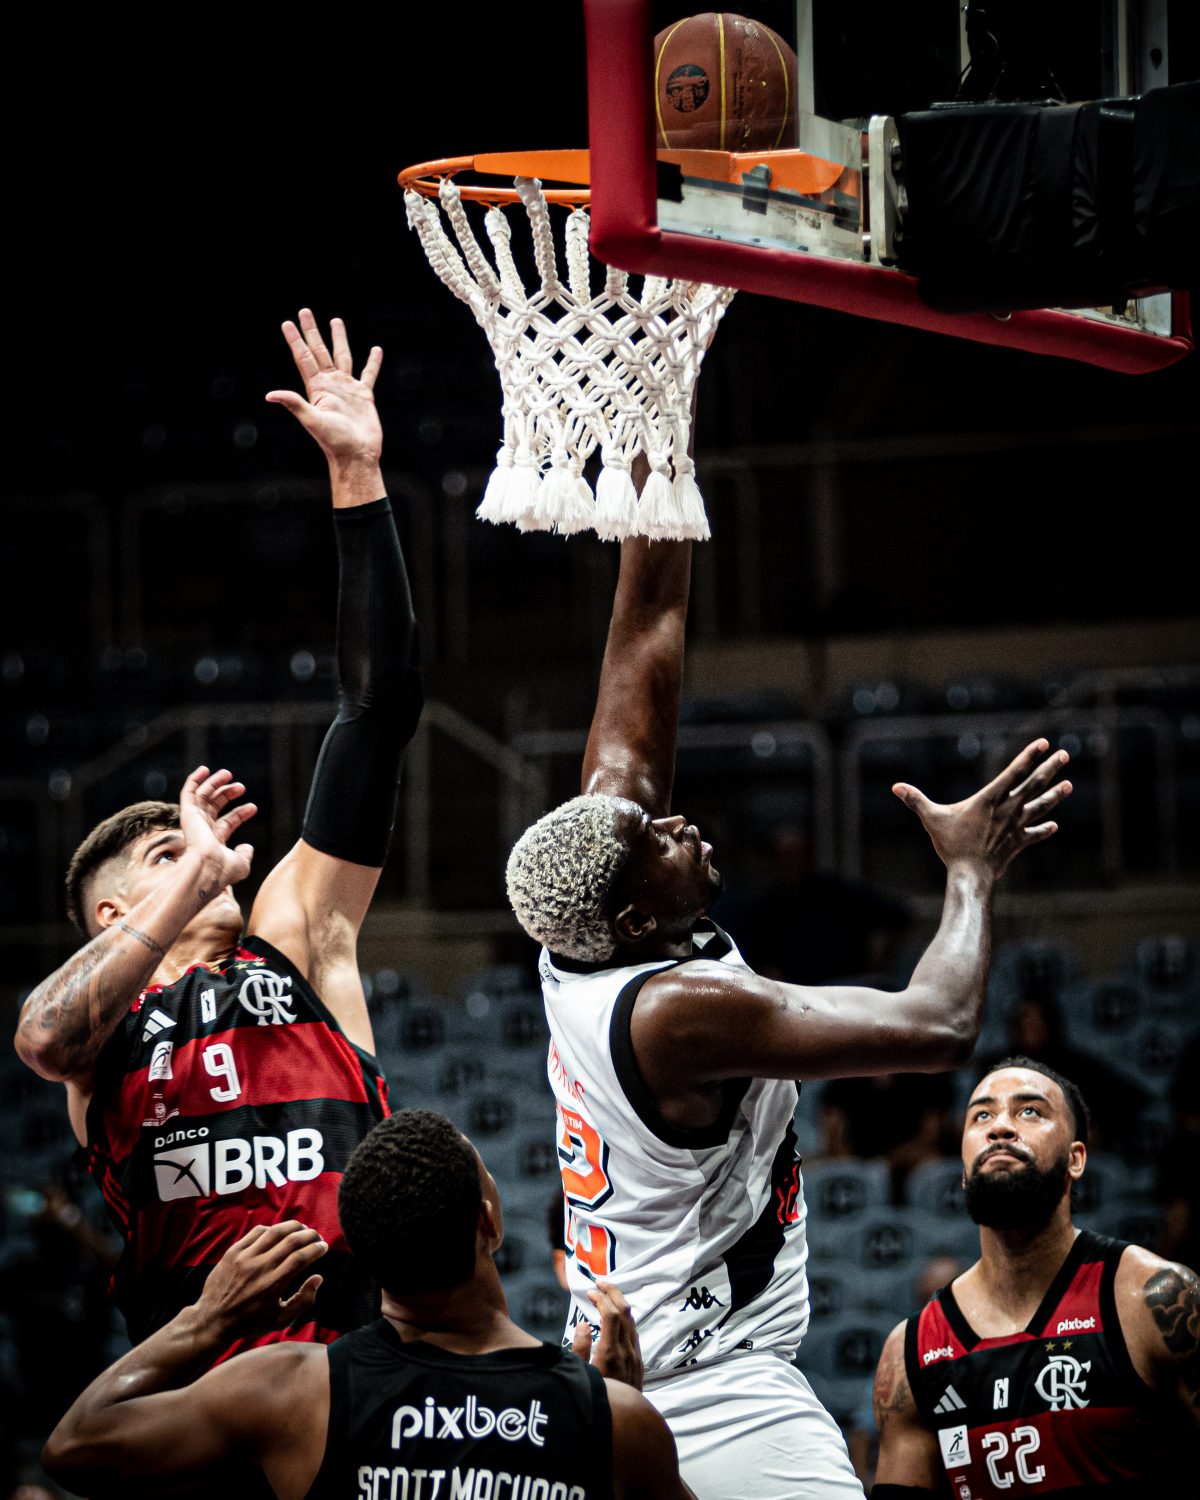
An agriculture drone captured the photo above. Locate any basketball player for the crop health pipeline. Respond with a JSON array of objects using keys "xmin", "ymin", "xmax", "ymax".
[
  {"xmin": 504, "ymin": 527, "xmax": 1072, "ymax": 1498},
  {"xmin": 44, "ymin": 1109, "xmax": 693, "ymax": 1500},
  {"xmin": 872, "ymin": 1058, "xmax": 1199, "ymax": 1496},
  {"xmin": 14, "ymin": 311, "xmax": 420, "ymax": 1361}
]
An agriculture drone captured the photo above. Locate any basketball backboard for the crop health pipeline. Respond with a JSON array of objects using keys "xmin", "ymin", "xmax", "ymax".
[{"xmin": 582, "ymin": 0, "xmax": 1193, "ymax": 373}]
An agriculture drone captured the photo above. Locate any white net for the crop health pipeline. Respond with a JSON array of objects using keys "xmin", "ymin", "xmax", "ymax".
[{"xmin": 405, "ymin": 176, "xmax": 736, "ymax": 541}]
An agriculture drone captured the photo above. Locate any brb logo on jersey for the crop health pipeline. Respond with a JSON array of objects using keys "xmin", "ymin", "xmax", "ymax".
[
  {"xmin": 152, "ymin": 1127, "xmax": 324, "ymax": 1201},
  {"xmin": 238, "ymin": 970, "xmax": 296, "ymax": 1026},
  {"xmin": 1035, "ymin": 1354, "xmax": 1091, "ymax": 1410},
  {"xmin": 391, "ymin": 1396, "xmax": 548, "ymax": 1451}
]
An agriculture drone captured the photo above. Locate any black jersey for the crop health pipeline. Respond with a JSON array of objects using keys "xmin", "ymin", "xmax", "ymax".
[
  {"xmin": 86, "ymin": 935, "xmax": 389, "ymax": 1353},
  {"xmin": 905, "ymin": 1230, "xmax": 1183, "ymax": 1498},
  {"xmin": 307, "ymin": 1320, "xmax": 614, "ymax": 1500}
]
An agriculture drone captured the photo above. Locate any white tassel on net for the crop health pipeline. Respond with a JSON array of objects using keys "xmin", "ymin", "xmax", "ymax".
[
  {"xmin": 531, "ymin": 451, "xmax": 583, "ymax": 533},
  {"xmin": 594, "ymin": 450, "xmax": 639, "ymax": 541},
  {"xmin": 504, "ymin": 450, "xmax": 542, "ymax": 530},
  {"xmin": 477, "ymin": 446, "xmax": 513, "ymax": 524},
  {"xmin": 637, "ymin": 460, "xmax": 687, "ymax": 540},
  {"xmin": 672, "ymin": 454, "xmax": 711, "ymax": 541}
]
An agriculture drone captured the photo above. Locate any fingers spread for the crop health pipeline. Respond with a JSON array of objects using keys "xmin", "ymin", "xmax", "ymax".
[
  {"xmin": 988, "ymin": 738, "xmax": 1051, "ymax": 799},
  {"xmin": 282, "ymin": 321, "xmax": 320, "ymax": 384},
  {"xmin": 298, "ymin": 308, "xmax": 334, "ymax": 370},
  {"xmin": 330, "ymin": 316, "xmax": 353, "ymax": 372},
  {"xmin": 361, "ymin": 345, "xmax": 384, "ymax": 391},
  {"xmin": 1010, "ymin": 747, "xmax": 1070, "ymax": 805},
  {"xmin": 1021, "ymin": 781, "xmax": 1072, "ymax": 824},
  {"xmin": 1022, "ymin": 821, "xmax": 1059, "ymax": 843}
]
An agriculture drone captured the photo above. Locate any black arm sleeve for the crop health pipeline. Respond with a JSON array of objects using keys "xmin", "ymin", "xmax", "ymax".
[{"xmin": 301, "ymin": 497, "xmax": 423, "ymax": 866}]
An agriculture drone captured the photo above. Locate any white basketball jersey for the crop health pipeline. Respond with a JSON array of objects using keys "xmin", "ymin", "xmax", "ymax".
[{"xmin": 539, "ymin": 922, "xmax": 810, "ymax": 1376}]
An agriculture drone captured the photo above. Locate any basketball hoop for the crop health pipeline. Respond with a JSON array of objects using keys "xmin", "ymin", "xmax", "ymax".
[{"xmin": 400, "ymin": 152, "xmax": 735, "ymax": 542}]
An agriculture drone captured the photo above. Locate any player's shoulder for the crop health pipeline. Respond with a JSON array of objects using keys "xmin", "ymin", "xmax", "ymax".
[
  {"xmin": 1110, "ymin": 1236, "xmax": 1194, "ymax": 1374},
  {"xmin": 873, "ymin": 1318, "xmax": 922, "ymax": 1430},
  {"xmin": 603, "ymin": 1379, "xmax": 680, "ymax": 1473},
  {"xmin": 197, "ymin": 1338, "xmax": 329, "ymax": 1416}
]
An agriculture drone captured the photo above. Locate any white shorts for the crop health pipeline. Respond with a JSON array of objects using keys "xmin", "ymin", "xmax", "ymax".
[{"xmin": 643, "ymin": 1350, "xmax": 865, "ymax": 1500}]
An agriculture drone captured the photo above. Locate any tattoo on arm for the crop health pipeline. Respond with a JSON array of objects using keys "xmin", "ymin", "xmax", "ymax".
[
  {"xmin": 1143, "ymin": 1266, "xmax": 1200, "ymax": 1409},
  {"xmin": 118, "ymin": 921, "xmax": 166, "ymax": 958},
  {"xmin": 874, "ymin": 1340, "xmax": 915, "ymax": 1431}
]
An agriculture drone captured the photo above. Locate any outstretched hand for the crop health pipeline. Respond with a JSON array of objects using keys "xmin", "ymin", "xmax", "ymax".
[
  {"xmin": 571, "ymin": 1281, "xmax": 644, "ymax": 1391},
  {"xmin": 179, "ymin": 766, "xmax": 257, "ymax": 889},
  {"xmin": 197, "ymin": 1221, "xmax": 327, "ymax": 1333},
  {"xmin": 266, "ymin": 309, "xmax": 383, "ymax": 467},
  {"xmin": 893, "ymin": 738, "xmax": 1072, "ymax": 880}
]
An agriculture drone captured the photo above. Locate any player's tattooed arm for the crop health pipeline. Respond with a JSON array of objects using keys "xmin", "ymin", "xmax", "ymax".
[
  {"xmin": 872, "ymin": 1323, "xmax": 942, "ymax": 1491},
  {"xmin": 1142, "ymin": 1263, "xmax": 1200, "ymax": 1423},
  {"xmin": 15, "ymin": 767, "xmax": 255, "ymax": 1084}
]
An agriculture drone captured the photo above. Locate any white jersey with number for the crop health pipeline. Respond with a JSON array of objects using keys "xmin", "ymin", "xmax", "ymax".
[{"xmin": 539, "ymin": 922, "xmax": 810, "ymax": 1377}]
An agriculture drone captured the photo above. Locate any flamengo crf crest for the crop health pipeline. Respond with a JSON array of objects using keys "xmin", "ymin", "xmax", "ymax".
[
  {"xmin": 1035, "ymin": 1353, "xmax": 1091, "ymax": 1410},
  {"xmin": 238, "ymin": 970, "xmax": 296, "ymax": 1026}
]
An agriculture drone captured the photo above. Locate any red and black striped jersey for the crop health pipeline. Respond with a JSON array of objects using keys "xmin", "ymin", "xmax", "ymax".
[
  {"xmin": 85, "ymin": 935, "xmax": 389, "ymax": 1357},
  {"xmin": 905, "ymin": 1230, "xmax": 1185, "ymax": 1498}
]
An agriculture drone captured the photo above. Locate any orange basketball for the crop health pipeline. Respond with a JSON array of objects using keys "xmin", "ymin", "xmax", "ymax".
[{"xmin": 654, "ymin": 12, "xmax": 798, "ymax": 152}]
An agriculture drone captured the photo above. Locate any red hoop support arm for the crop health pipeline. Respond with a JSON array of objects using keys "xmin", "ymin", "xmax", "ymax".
[{"xmin": 583, "ymin": 0, "xmax": 1193, "ymax": 374}]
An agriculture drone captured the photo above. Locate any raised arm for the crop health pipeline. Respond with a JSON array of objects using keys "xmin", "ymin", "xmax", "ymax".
[
  {"xmin": 872, "ymin": 1322, "xmax": 942, "ymax": 1494},
  {"xmin": 43, "ymin": 1222, "xmax": 330, "ymax": 1500},
  {"xmin": 15, "ymin": 768, "xmax": 255, "ymax": 1089},
  {"xmin": 250, "ymin": 312, "xmax": 421, "ymax": 1047},
  {"xmin": 581, "ymin": 457, "xmax": 691, "ymax": 815},
  {"xmin": 633, "ymin": 740, "xmax": 1072, "ymax": 1090}
]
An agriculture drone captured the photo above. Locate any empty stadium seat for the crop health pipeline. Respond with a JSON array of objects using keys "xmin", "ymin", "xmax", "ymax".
[
  {"xmin": 904, "ymin": 1159, "xmax": 971, "ymax": 1221},
  {"xmin": 801, "ymin": 1159, "xmax": 891, "ymax": 1222}
]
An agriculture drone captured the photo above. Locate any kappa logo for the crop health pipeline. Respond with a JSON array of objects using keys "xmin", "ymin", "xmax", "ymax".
[
  {"xmin": 141, "ymin": 1008, "xmax": 175, "ymax": 1043},
  {"xmin": 391, "ymin": 1396, "xmax": 548, "ymax": 1451},
  {"xmin": 238, "ymin": 970, "xmax": 296, "ymax": 1026},
  {"xmin": 924, "ymin": 1344, "xmax": 955, "ymax": 1366},
  {"xmin": 1035, "ymin": 1353, "xmax": 1091, "ymax": 1410},
  {"xmin": 679, "ymin": 1286, "xmax": 724, "ymax": 1312},
  {"xmin": 152, "ymin": 1127, "xmax": 324, "ymax": 1202}
]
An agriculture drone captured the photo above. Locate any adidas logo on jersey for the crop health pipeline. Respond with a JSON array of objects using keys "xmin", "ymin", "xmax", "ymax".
[
  {"xmin": 1056, "ymin": 1316, "xmax": 1096, "ymax": 1334},
  {"xmin": 934, "ymin": 1384, "xmax": 967, "ymax": 1414},
  {"xmin": 142, "ymin": 1008, "xmax": 175, "ymax": 1042},
  {"xmin": 152, "ymin": 1128, "xmax": 324, "ymax": 1201},
  {"xmin": 923, "ymin": 1344, "xmax": 955, "ymax": 1365},
  {"xmin": 391, "ymin": 1396, "xmax": 548, "ymax": 1451}
]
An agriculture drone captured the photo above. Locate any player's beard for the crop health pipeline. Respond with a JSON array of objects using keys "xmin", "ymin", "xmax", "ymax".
[{"xmin": 963, "ymin": 1149, "xmax": 1071, "ymax": 1229}]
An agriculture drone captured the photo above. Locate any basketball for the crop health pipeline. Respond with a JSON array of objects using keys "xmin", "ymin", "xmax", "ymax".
[{"xmin": 654, "ymin": 11, "xmax": 798, "ymax": 152}]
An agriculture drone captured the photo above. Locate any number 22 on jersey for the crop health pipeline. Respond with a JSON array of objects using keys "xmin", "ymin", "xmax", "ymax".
[{"xmin": 557, "ymin": 1102, "xmax": 617, "ymax": 1279}]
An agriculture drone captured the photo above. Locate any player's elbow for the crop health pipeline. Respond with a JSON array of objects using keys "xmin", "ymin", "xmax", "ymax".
[
  {"xmin": 899, "ymin": 983, "xmax": 980, "ymax": 1070},
  {"xmin": 13, "ymin": 1023, "xmax": 72, "ymax": 1084}
]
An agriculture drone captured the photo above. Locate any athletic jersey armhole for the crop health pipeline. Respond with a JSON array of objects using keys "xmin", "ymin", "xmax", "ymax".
[
  {"xmin": 609, "ymin": 970, "xmax": 750, "ymax": 1149},
  {"xmin": 1100, "ymin": 1237, "xmax": 1158, "ymax": 1403},
  {"xmin": 242, "ymin": 933, "xmax": 382, "ymax": 1070},
  {"xmin": 303, "ymin": 1338, "xmax": 345, "ymax": 1498},
  {"xmin": 903, "ymin": 1312, "xmax": 930, "ymax": 1421},
  {"xmin": 584, "ymin": 1363, "xmax": 615, "ymax": 1497}
]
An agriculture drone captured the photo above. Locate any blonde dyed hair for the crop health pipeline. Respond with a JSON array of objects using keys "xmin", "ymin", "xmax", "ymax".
[{"xmin": 506, "ymin": 794, "xmax": 634, "ymax": 962}]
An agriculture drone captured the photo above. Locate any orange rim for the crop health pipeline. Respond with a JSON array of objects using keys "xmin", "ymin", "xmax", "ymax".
[{"xmin": 398, "ymin": 152, "xmax": 592, "ymax": 207}]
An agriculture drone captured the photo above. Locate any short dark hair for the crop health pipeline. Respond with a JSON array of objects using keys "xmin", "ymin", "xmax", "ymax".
[
  {"xmin": 338, "ymin": 1110, "xmax": 483, "ymax": 1295},
  {"xmin": 983, "ymin": 1055, "xmax": 1091, "ymax": 1147},
  {"xmin": 64, "ymin": 801, "xmax": 180, "ymax": 935}
]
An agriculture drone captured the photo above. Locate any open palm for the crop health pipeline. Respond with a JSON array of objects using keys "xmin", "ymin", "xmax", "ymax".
[{"xmin": 266, "ymin": 309, "xmax": 383, "ymax": 464}]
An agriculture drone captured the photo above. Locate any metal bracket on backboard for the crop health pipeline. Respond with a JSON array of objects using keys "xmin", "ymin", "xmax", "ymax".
[{"xmin": 865, "ymin": 116, "xmax": 905, "ymax": 267}]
